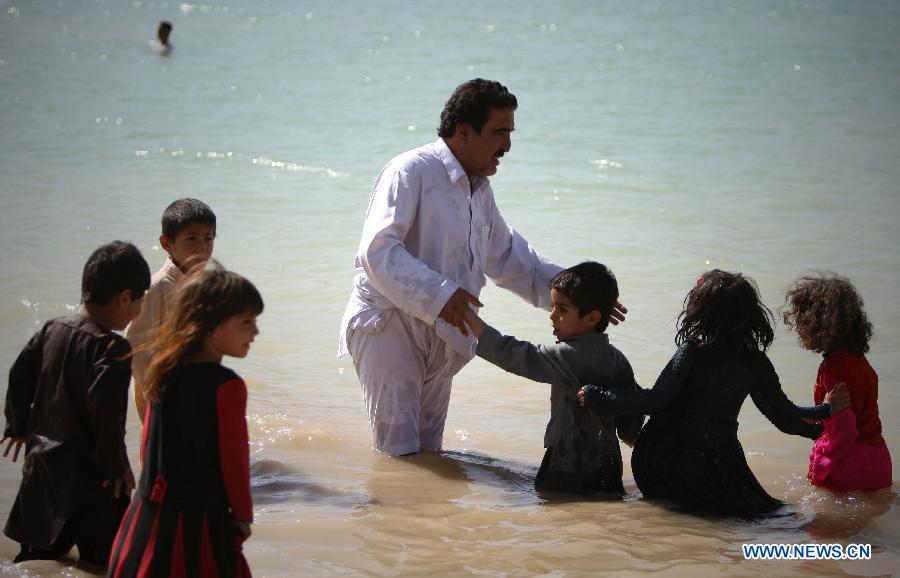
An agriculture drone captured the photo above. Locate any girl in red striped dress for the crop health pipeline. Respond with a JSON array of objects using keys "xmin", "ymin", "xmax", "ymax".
[{"xmin": 109, "ymin": 262, "xmax": 261, "ymax": 578}]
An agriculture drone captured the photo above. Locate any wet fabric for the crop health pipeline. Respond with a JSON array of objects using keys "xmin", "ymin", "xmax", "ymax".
[
  {"xmin": 108, "ymin": 363, "xmax": 252, "ymax": 578},
  {"xmin": 476, "ymin": 327, "xmax": 643, "ymax": 494},
  {"xmin": 126, "ymin": 256, "xmax": 183, "ymax": 387},
  {"xmin": 808, "ymin": 351, "xmax": 892, "ymax": 492},
  {"xmin": 4, "ymin": 315, "xmax": 132, "ymax": 557},
  {"xmin": 583, "ymin": 340, "xmax": 832, "ymax": 516},
  {"xmin": 338, "ymin": 138, "xmax": 561, "ymax": 356},
  {"xmin": 348, "ymin": 309, "xmax": 469, "ymax": 456},
  {"xmin": 338, "ymin": 138, "xmax": 561, "ymax": 455}
]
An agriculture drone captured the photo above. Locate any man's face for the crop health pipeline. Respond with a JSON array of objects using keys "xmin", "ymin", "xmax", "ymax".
[{"xmin": 457, "ymin": 107, "xmax": 515, "ymax": 178}]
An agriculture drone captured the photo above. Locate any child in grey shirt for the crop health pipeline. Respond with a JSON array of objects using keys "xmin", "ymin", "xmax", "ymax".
[{"xmin": 463, "ymin": 262, "xmax": 642, "ymax": 494}]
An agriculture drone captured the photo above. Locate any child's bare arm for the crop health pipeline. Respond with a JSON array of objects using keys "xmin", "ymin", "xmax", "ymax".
[{"xmin": 462, "ymin": 305, "xmax": 487, "ymax": 338}]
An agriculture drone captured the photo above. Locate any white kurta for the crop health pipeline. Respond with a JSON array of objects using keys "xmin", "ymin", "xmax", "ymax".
[{"xmin": 339, "ymin": 138, "xmax": 561, "ymax": 455}]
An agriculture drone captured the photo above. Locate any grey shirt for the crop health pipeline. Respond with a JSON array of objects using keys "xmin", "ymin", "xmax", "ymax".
[{"xmin": 476, "ymin": 326, "xmax": 641, "ymax": 451}]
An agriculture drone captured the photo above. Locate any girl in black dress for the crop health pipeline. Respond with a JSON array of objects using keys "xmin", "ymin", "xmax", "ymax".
[
  {"xmin": 109, "ymin": 262, "xmax": 261, "ymax": 577},
  {"xmin": 577, "ymin": 270, "xmax": 848, "ymax": 517}
]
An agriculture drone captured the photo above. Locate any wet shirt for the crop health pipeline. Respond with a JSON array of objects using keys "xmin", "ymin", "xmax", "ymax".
[
  {"xmin": 814, "ymin": 350, "xmax": 884, "ymax": 446},
  {"xmin": 476, "ymin": 327, "xmax": 642, "ymax": 450},
  {"xmin": 339, "ymin": 138, "xmax": 561, "ymax": 355},
  {"xmin": 4, "ymin": 315, "xmax": 131, "ymax": 547}
]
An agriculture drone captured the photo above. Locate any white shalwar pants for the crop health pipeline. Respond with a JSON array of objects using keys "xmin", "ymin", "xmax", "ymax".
[{"xmin": 347, "ymin": 309, "xmax": 469, "ymax": 456}]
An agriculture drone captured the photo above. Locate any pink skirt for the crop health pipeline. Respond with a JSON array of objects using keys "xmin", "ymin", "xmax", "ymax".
[{"xmin": 809, "ymin": 439, "xmax": 892, "ymax": 492}]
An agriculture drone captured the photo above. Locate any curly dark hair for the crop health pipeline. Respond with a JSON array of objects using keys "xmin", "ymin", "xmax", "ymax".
[
  {"xmin": 550, "ymin": 261, "xmax": 618, "ymax": 333},
  {"xmin": 782, "ymin": 274, "xmax": 872, "ymax": 355},
  {"xmin": 437, "ymin": 79, "xmax": 517, "ymax": 139},
  {"xmin": 675, "ymin": 269, "xmax": 774, "ymax": 354}
]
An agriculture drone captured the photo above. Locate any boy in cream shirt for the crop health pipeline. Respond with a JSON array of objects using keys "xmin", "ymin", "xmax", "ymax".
[{"xmin": 127, "ymin": 198, "xmax": 216, "ymax": 420}]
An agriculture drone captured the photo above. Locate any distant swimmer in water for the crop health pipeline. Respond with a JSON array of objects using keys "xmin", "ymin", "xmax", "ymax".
[{"xmin": 151, "ymin": 21, "xmax": 173, "ymax": 54}]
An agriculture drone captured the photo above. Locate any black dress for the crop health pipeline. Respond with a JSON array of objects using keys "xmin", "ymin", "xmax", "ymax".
[{"xmin": 582, "ymin": 340, "xmax": 829, "ymax": 517}]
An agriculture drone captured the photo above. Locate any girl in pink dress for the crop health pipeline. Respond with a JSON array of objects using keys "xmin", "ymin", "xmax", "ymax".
[{"xmin": 784, "ymin": 274, "xmax": 892, "ymax": 492}]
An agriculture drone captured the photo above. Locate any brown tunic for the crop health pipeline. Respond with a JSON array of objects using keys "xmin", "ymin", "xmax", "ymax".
[{"xmin": 4, "ymin": 315, "xmax": 132, "ymax": 549}]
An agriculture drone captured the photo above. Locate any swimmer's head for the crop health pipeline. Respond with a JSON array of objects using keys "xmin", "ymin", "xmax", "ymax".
[{"xmin": 157, "ymin": 21, "xmax": 172, "ymax": 45}]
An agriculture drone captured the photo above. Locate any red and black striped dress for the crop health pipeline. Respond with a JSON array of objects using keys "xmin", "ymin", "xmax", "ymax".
[{"xmin": 108, "ymin": 363, "xmax": 252, "ymax": 578}]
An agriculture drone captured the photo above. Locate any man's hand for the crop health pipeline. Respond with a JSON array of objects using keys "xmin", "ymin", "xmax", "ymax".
[
  {"xmin": 577, "ymin": 386, "xmax": 587, "ymax": 408},
  {"xmin": 439, "ymin": 288, "xmax": 483, "ymax": 336},
  {"xmin": 609, "ymin": 302, "xmax": 628, "ymax": 326},
  {"xmin": 103, "ymin": 466, "xmax": 136, "ymax": 499},
  {"xmin": 1, "ymin": 436, "xmax": 26, "ymax": 462}
]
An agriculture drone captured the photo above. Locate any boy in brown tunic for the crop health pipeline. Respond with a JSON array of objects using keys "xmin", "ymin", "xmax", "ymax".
[{"xmin": 2, "ymin": 241, "xmax": 150, "ymax": 565}]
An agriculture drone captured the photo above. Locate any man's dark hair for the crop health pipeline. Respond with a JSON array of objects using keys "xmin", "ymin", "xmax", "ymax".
[
  {"xmin": 161, "ymin": 198, "xmax": 216, "ymax": 239},
  {"xmin": 437, "ymin": 79, "xmax": 518, "ymax": 139},
  {"xmin": 81, "ymin": 241, "xmax": 151, "ymax": 305},
  {"xmin": 550, "ymin": 262, "xmax": 619, "ymax": 333}
]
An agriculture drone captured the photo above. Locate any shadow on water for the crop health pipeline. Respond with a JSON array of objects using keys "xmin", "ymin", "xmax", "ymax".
[
  {"xmin": 800, "ymin": 488, "xmax": 898, "ymax": 541},
  {"xmin": 363, "ymin": 449, "xmax": 642, "ymax": 509},
  {"xmin": 250, "ymin": 459, "xmax": 364, "ymax": 508}
]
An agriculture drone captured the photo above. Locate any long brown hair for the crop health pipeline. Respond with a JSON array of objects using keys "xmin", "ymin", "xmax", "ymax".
[
  {"xmin": 142, "ymin": 260, "xmax": 263, "ymax": 401},
  {"xmin": 676, "ymin": 269, "xmax": 775, "ymax": 355}
]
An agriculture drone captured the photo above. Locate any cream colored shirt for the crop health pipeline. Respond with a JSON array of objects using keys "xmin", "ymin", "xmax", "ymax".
[{"xmin": 126, "ymin": 256, "xmax": 183, "ymax": 385}]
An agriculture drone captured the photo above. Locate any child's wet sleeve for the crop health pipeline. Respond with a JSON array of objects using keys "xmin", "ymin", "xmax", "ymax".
[
  {"xmin": 217, "ymin": 378, "xmax": 253, "ymax": 524},
  {"xmin": 4, "ymin": 327, "xmax": 45, "ymax": 437},
  {"xmin": 475, "ymin": 325, "xmax": 576, "ymax": 386},
  {"xmin": 750, "ymin": 354, "xmax": 827, "ymax": 439},
  {"xmin": 585, "ymin": 341, "xmax": 694, "ymax": 417},
  {"xmin": 88, "ymin": 337, "xmax": 132, "ymax": 480}
]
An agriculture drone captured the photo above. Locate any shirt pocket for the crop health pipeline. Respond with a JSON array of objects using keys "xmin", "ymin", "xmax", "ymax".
[{"xmin": 469, "ymin": 216, "xmax": 491, "ymax": 268}]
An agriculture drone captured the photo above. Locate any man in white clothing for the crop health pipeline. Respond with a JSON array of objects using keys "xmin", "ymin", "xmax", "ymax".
[{"xmin": 340, "ymin": 79, "xmax": 608, "ymax": 456}]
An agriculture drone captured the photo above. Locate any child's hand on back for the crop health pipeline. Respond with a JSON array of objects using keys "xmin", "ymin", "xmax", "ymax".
[
  {"xmin": 824, "ymin": 382, "xmax": 850, "ymax": 415},
  {"xmin": 1, "ymin": 436, "xmax": 26, "ymax": 462},
  {"xmin": 234, "ymin": 522, "xmax": 252, "ymax": 541}
]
